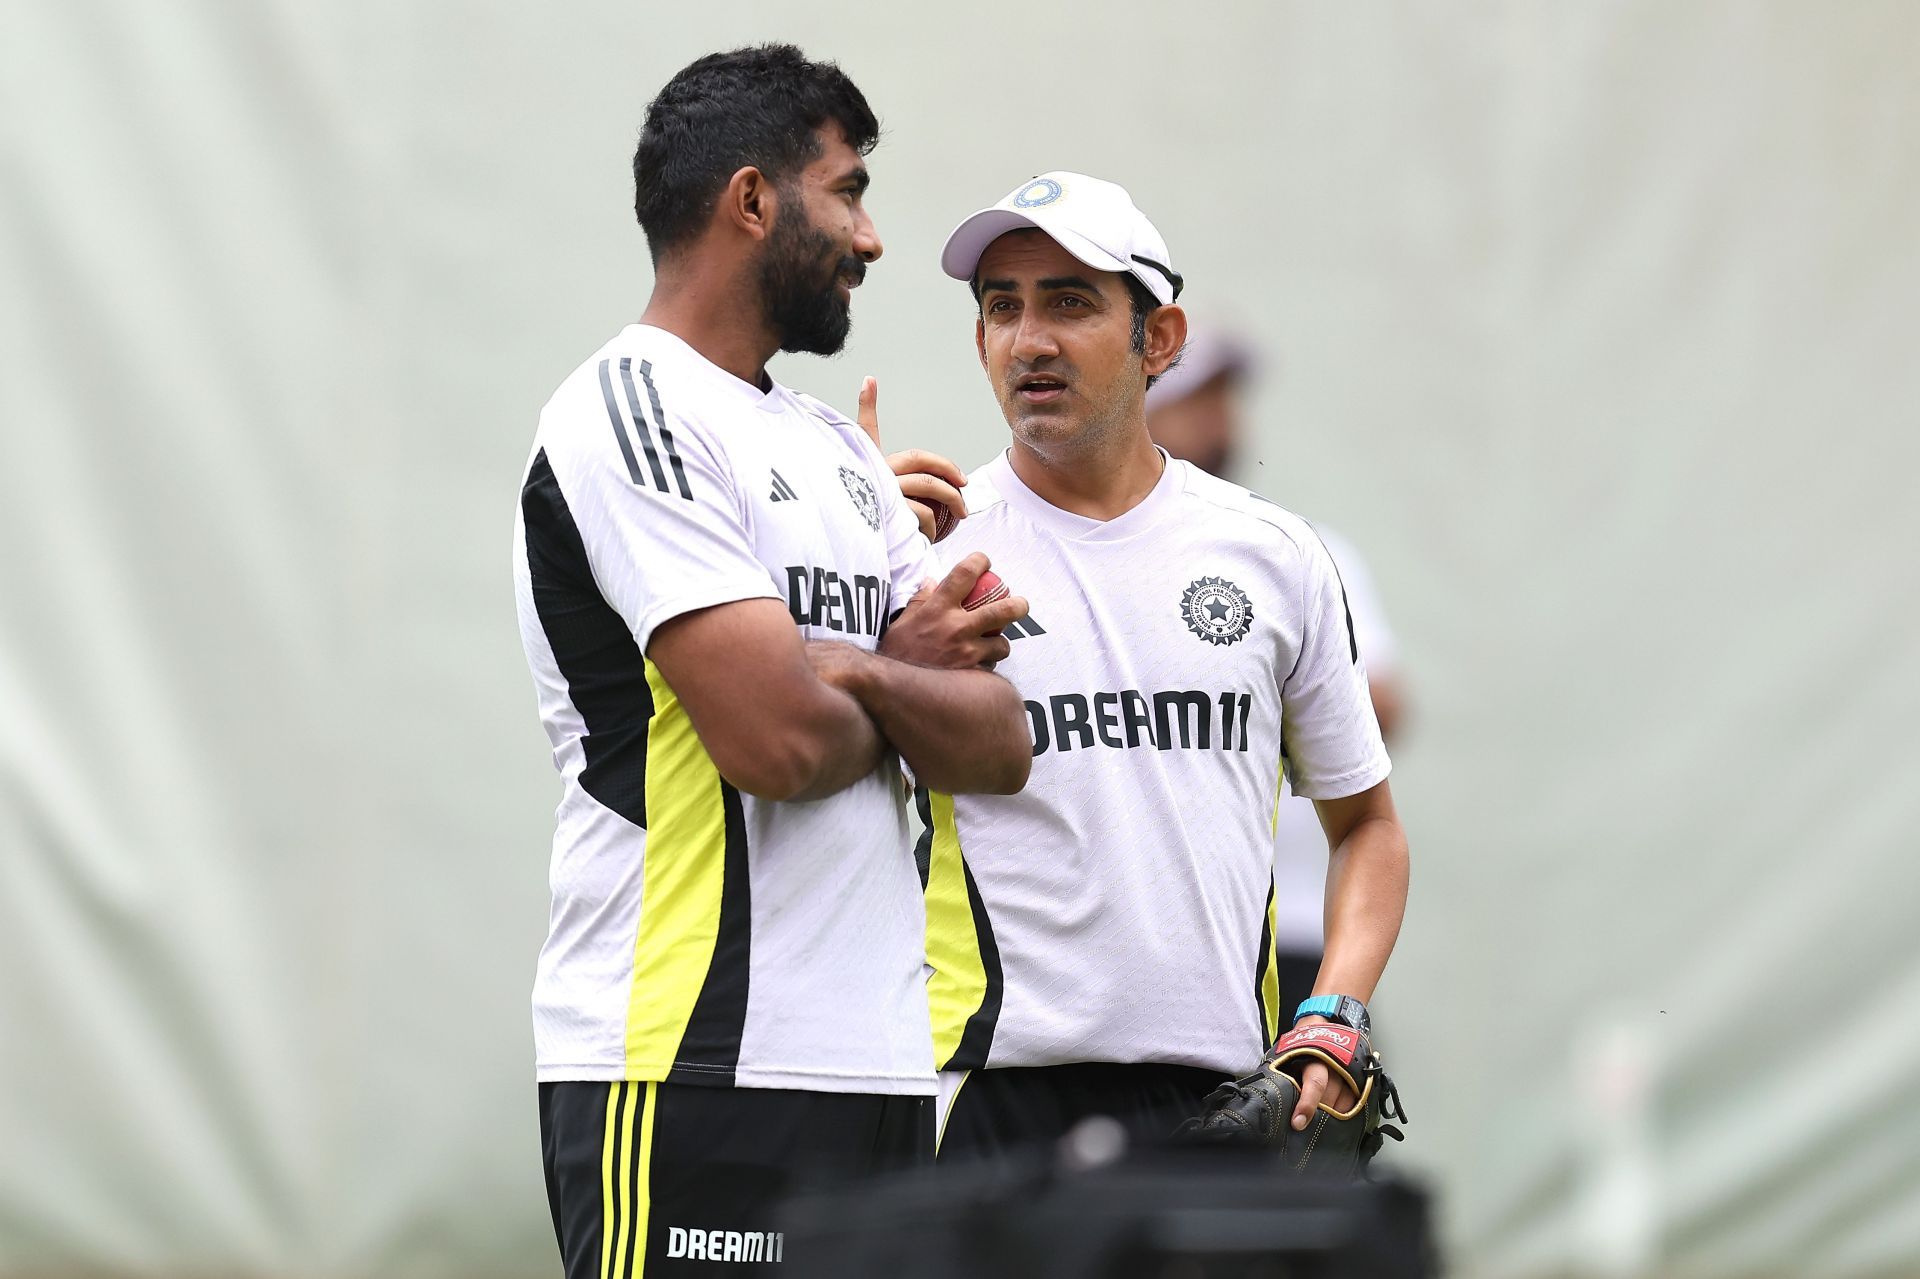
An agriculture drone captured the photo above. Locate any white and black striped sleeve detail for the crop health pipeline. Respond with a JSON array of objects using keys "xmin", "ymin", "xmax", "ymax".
[
  {"xmin": 549, "ymin": 398, "xmax": 779, "ymax": 654},
  {"xmin": 599, "ymin": 357, "xmax": 694, "ymax": 500}
]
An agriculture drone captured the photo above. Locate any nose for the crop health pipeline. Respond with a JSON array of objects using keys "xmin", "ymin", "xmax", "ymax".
[
  {"xmin": 852, "ymin": 207, "xmax": 883, "ymax": 264},
  {"xmin": 1010, "ymin": 307, "xmax": 1059, "ymax": 363}
]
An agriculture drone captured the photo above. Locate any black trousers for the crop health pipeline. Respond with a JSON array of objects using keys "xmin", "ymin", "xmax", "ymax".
[
  {"xmin": 539, "ymin": 1080, "xmax": 932, "ymax": 1276},
  {"xmin": 936, "ymin": 1061, "xmax": 1222, "ymax": 1161}
]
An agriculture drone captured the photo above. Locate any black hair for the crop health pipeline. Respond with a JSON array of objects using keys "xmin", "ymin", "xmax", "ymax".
[
  {"xmin": 1121, "ymin": 276, "xmax": 1157, "ymax": 357},
  {"xmin": 633, "ymin": 45, "xmax": 879, "ymax": 263},
  {"xmin": 1125, "ymin": 277, "xmax": 1184, "ymax": 389}
]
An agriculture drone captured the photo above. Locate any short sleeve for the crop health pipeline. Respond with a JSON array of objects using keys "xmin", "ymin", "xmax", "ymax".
[
  {"xmin": 538, "ymin": 385, "xmax": 779, "ymax": 654},
  {"xmin": 1316, "ymin": 525, "xmax": 1399, "ymax": 676},
  {"xmin": 1279, "ymin": 532, "xmax": 1391, "ymax": 800}
]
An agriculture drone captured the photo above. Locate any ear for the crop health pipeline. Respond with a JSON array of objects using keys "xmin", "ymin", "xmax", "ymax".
[
  {"xmin": 720, "ymin": 166, "xmax": 778, "ymax": 243},
  {"xmin": 975, "ymin": 316, "xmax": 988, "ymax": 371},
  {"xmin": 1142, "ymin": 303, "xmax": 1188, "ymax": 379}
]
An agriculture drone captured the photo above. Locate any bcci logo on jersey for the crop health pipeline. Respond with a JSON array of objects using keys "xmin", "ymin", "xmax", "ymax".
[
  {"xmin": 838, "ymin": 466, "xmax": 881, "ymax": 530},
  {"xmin": 1181, "ymin": 576, "xmax": 1254, "ymax": 646}
]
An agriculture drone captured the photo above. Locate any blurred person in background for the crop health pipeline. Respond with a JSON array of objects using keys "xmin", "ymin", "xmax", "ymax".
[
  {"xmin": 513, "ymin": 46, "xmax": 1030, "ymax": 1277},
  {"xmin": 1146, "ymin": 326, "xmax": 1410, "ymax": 1018},
  {"xmin": 887, "ymin": 172, "xmax": 1408, "ymax": 1162}
]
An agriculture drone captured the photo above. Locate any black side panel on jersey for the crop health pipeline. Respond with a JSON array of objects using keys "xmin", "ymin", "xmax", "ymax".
[
  {"xmin": 913, "ymin": 785, "xmax": 933, "ymax": 890},
  {"xmin": 521, "ymin": 448, "xmax": 652, "ymax": 828},
  {"xmin": 666, "ymin": 781, "xmax": 753, "ymax": 1084},
  {"xmin": 948, "ymin": 856, "xmax": 1005, "ymax": 1071}
]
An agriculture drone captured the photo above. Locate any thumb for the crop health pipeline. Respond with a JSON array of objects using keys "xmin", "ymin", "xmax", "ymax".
[
  {"xmin": 932, "ymin": 553, "xmax": 988, "ymax": 608},
  {"xmin": 856, "ymin": 376, "xmax": 881, "ymax": 450},
  {"xmin": 1292, "ymin": 1064, "xmax": 1327, "ymax": 1131}
]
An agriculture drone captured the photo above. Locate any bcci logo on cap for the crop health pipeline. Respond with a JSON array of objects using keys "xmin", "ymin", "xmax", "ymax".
[
  {"xmin": 1012, "ymin": 177, "xmax": 1064, "ymax": 209},
  {"xmin": 1181, "ymin": 577, "xmax": 1254, "ymax": 646}
]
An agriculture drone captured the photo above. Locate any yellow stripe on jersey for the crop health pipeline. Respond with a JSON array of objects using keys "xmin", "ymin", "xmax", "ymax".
[
  {"xmin": 624, "ymin": 660, "xmax": 730, "ymax": 1076},
  {"xmin": 1271, "ymin": 755, "xmax": 1287, "ymax": 836},
  {"xmin": 1263, "ymin": 755, "xmax": 1287, "ymax": 1045},
  {"xmin": 1259, "ymin": 888, "xmax": 1282, "ymax": 1045},
  {"xmin": 924, "ymin": 792, "xmax": 987, "ymax": 1068}
]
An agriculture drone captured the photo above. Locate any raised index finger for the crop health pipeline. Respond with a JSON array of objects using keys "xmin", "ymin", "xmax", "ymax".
[{"xmin": 856, "ymin": 376, "xmax": 881, "ymax": 450}]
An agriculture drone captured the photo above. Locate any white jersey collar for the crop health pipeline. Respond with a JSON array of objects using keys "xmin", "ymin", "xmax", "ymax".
[
  {"xmin": 987, "ymin": 445, "xmax": 1187, "ymax": 543},
  {"xmin": 627, "ymin": 324, "xmax": 793, "ymax": 414}
]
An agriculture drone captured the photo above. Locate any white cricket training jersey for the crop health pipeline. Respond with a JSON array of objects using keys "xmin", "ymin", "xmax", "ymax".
[
  {"xmin": 922, "ymin": 451, "xmax": 1390, "ymax": 1076},
  {"xmin": 514, "ymin": 324, "xmax": 939, "ymax": 1094}
]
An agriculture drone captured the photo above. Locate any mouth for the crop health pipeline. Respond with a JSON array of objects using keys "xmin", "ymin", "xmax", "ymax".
[
  {"xmin": 1013, "ymin": 372, "xmax": 1070, "ymax": 406},
  {"xmin": 835, "ymin": 260, "xmax": 866, "ymax": 301}
]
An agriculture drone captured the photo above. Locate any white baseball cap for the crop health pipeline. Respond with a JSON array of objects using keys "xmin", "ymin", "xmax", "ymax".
[{"xmin": 940, "ymin": 171, "xmax": 1184, "ymax": 306}]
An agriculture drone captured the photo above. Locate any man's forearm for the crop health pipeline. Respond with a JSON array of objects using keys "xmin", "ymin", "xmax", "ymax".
[
  {"xmin": 785, "ymin": 684, "xmax": 888, "ymax": 801},
  {"xmin": 1313, "ymin": 813, "xmax": 1409, "ymax": 1002},
  {"xmin": 829, "ymin": 648, "xmax": 1031, "ymax": 795}
]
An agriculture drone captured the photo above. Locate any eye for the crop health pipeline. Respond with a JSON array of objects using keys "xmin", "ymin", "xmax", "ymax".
[
  {"xmin": 986, "ymin": 298, "xmax": 1015, "ymax": 314},
  {"xmin": 1058, "ymin": 295, "xmax": 1090, "ymax": 309}
]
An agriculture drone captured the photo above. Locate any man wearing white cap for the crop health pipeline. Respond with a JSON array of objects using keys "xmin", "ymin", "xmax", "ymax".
[{"xmin": 902, "ymin": 172, "xmax": 1411, "ymax": 1158}]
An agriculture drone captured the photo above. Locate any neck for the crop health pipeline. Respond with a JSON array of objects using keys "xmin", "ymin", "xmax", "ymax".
[
  {"xmin": 639, "ymin": 253, "xmax": 781, "ymax": 388},
  {"xmin": 1008, "ymin": 422, "xmax": 1166, "ymax": 521}
]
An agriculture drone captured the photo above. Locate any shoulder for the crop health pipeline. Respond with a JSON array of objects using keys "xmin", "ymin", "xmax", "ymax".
[
  {"xmin": 531, "ymin": 329, "xmax": 732, "ymax": 499},
  {"xmin": 1174, "ymin": 464, "xmax": 1329, "ymax": 571},
  {"xmin": 537, "ymin": 327, "xmax": 695, "ymax": 437},
  {"xmin": 789, "ymin": 388, "xmax": 854, "ymax": 430},
  {"xmin": 960, "ymin": 452, "xmax": 1014, "ymax": 519},
  {"xmin": 789, "ymin": 389, "xmax": 868, "ymax": 448},
  {"xmin": 789, "ymin": 389, "xmax": 887, "ymax": 468},
  {"xmin": 924, "ymin": 453, "xmax": 1015, "ymax": 568}
]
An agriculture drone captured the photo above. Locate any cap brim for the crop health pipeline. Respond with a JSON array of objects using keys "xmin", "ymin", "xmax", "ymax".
[{"xmin": 939, "ymin": 208, "xmax": 1131, "ymax": 284}]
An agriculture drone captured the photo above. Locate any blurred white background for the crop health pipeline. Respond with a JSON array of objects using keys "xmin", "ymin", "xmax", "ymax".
[{"xmin": 4, "ymin": 2, "xmax": 1918, "ymax": 1275}]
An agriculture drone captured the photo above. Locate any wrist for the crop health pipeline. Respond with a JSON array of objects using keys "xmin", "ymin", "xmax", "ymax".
[
  {"xmin": 808, "ymin": 640, "xmax": 878, "ymax": 699},
  {"xmin": 1293, "ymin": 994, "xmax": 1371, "ymax": 1035},
  {"xmin": 839, "ymin": 645, "xmax": 888, "ymax": 704}
]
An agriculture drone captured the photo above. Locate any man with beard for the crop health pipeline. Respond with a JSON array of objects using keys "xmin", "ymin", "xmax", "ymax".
[
  {"xmin": 513, "ymin": 47, "xmax": 1031, "ymax": 1278},
  {"xmin": 894, "ymin": 173, "xmax": 1409, "ymax": 1160}
]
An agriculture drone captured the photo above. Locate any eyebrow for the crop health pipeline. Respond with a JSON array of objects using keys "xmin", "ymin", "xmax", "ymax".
[
  {"xmin": 839, "ymin": 165, "xmax": 871, "ymax": 194},
  {"xmin": 976, "ymin": 274, "xmax": 1105, "ymax": 296}
]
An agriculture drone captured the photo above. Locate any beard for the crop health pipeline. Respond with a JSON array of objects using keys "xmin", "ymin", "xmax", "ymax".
[
  {"xmin": 998, "ymin": 356, "xmax": 1142, "ymax": 464},
  {"xmin": 759, "ymin": 203, "xmax": 865, "ymax": 356}
]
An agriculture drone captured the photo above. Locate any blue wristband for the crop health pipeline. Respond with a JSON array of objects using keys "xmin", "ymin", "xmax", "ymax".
[
  {"xmin": 1293, "ymin": 995, "xmax": 1342, "ymax": 1022},
  {"xmin": 1293, "ymin": 993, "xmax": 1370, "ymax": 1034}
]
